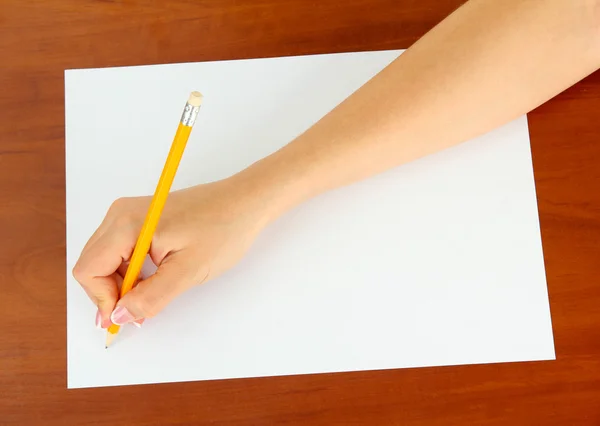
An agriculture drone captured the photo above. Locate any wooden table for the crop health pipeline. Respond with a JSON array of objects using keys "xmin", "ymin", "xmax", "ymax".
[{"xmin": 1, "ymin": 1, "xmax": 599, "ymax": 424}]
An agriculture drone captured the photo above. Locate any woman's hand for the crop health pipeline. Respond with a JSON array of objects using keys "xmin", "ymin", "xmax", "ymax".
[{"xmin": 72, "ymin": 178, "xmax": 269, "ymax": 328}]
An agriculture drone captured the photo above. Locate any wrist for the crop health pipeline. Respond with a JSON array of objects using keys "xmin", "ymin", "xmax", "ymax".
[{"xmin": 226, "ymin": 146, "xmax": 317, "ymax": 227}]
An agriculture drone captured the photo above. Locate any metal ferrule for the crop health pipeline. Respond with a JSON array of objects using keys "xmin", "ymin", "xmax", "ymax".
[{"xmin": 180, "ymin": 103, "xmax": 200, "ymax": 127}]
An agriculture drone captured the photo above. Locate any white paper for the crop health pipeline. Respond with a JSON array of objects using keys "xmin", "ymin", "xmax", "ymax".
[{"xmin": 65, "ymin": 50, "xmax": 555, "ymax": 389}]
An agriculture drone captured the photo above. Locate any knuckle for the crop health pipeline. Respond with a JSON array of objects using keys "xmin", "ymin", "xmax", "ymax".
[
  {"xmin": 136, "ymin": 292, "xmax": 161, "ymax": 318},
  {"xmin": 175, "ymin": 250, "xmax": 209, "ymax": 285},
  {"xmin": 107, "ymin": 197, "xmax": 145, "ymax": 234},
  {"xmin": 72, "ymin": 262, "xmax": 87, "ymax": 284},
  {"xmin": 107, "ymin": 199, "xmax": 134, "ymax": 226},
  {"xmin": 108, "ymin": 197, "xmax": 130, "ymax": 214}
]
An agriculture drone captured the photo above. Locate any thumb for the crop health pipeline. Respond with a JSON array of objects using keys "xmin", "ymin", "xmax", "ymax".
[{"xmin": 110, "ymin": 256, "xmax": 195, "ymax": 325}]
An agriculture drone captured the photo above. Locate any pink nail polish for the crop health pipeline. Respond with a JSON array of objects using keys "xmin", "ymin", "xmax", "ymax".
[
  {"xmin": 110, "ymin": 306, "xmax": 135, "ymax": 325},
  {"xmin": 95, "ymin": 310, "xmax": 102, "ymax": 329}
]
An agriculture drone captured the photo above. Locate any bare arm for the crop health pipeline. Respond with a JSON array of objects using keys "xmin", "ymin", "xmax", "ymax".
[
  {"xmin": 76, "ymin": 0, "xmax": 600, "ymax": 326},
  {"xmin": 238, "ymin": 0, "xmax": 600, "ymax": 221}
]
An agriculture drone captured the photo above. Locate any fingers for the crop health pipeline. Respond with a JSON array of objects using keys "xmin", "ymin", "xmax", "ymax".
[
  {"xmin": 87, "ymin": 275, "xmax": 120, "ymax": 328},
  {"xmin": 73, "ymin": 225, "xmax": 137, "ymax": 328},
  {"xmin": 110, "ymin": 254, "xmax": 198, "ymax": 325}
]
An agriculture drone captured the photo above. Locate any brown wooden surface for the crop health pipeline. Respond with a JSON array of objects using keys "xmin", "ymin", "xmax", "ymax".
[{"xmin": 1, "ymin": 1, "xmax": 599, "ymax": 424}]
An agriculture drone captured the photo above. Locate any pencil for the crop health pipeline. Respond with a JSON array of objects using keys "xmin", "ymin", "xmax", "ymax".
[{"xmin": 105, "ymin": 91, "xmax": 203, "ymax": 348}]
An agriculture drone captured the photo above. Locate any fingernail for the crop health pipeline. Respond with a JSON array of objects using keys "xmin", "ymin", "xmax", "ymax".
[
  {"xmin": 132, "ymin": 321, "xmax": 143, "ymax": 329},
  {"xmin": 95, "ymin": 310, "xmax": 102, "ymax": 329},
  {"xmin": 110, "ymin": 306, "xmax": 135, "ymax": 325}
]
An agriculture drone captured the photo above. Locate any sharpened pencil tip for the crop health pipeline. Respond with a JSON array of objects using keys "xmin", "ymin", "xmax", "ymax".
[{"xmin": 105, "ymin": 330, "xmax": 116, "ymax": 348}]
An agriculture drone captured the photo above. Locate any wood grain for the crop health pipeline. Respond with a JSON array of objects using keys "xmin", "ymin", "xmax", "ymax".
[{"xmin": 1, "ymin": 1, "xmax": 599, "ymax": 424}]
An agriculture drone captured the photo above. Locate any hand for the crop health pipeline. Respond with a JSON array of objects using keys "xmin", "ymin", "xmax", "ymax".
[{"xmin": 72, "ymin": 178, "xmax": 269, "ymax": 328}]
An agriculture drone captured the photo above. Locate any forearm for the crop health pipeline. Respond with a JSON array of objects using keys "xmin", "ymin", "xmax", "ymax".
[{"xmin": 234, "ymin": 0, "xmax": 600, "ymax": 223}]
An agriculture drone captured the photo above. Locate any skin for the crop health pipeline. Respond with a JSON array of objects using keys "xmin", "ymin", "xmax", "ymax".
[{"xmin": 73, "ymin": 0, "xmax": 600, "ymax": 328}]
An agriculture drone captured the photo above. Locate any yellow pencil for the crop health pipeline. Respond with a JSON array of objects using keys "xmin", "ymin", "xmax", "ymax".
[{"xmin": 105, "ymin": 91, "xmax": 203, "ymax": 348}]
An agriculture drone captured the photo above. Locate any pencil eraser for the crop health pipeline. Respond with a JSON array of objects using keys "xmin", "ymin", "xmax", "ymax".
[{"xmin": 187, "ymin": 91, "xmax": 203, "ymax": 107}]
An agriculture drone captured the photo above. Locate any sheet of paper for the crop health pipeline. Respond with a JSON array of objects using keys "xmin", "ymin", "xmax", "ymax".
[{"xmin": 65, "ymin": 50, "xmax": 555, "ymax": 389}]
